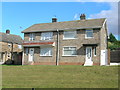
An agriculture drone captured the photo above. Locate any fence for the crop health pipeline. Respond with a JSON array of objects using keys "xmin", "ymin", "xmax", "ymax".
[{"xmin": 110, "ymin": 49, "xmax": 120, "ymax": 63}]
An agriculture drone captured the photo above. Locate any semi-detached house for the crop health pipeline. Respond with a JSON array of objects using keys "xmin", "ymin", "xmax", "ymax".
[{"xmin": 22, "ymin": 14, "xmax": 108, "ymax": 66}]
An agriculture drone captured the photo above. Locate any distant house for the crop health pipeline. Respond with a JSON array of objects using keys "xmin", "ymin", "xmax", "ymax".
[
  {"xmin": 22, "ymin": 14, "xmax": 108, "ymax": 66},
  {"xmin": 0, "ymin": 30, "xmax": 23, "ymax": 65}
]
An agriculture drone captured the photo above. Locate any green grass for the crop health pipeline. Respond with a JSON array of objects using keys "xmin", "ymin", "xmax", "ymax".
[{"xmin": 2, "ymin": 65, "xmax": 119, "ymax": 88}]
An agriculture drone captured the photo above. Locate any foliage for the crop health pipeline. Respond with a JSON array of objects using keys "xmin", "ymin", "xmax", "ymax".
[
  {"xmin": 108, "ymin": 33, "xmax": 117, "ymax": 43},
  {"xmin": 108, "ymin": 33, "xmax": 120, "ymax": 50}
]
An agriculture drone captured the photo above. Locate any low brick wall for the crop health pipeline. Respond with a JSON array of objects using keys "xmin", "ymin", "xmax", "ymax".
[{"xmin": 24, "ymin": 62, "xmax": 100, "ymax": 66}]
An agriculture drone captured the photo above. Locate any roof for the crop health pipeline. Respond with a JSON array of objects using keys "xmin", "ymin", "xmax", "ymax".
[
  {"xmin": 0, "ymin": 32, "xmax": 23, "ymax": 44},
  {"xmin": 22, "ymin": 18, "xmax": 106, "ymax": 33}
]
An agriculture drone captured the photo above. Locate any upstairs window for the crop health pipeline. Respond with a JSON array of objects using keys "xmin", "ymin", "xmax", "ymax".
[
  {"xmin": 8, "ymin": 43, "xmax": 11, "ymax": 48},
  {"xmin": 29, "ymin": 33, "xmax": 35, "ymax": 41},
  {"xmin": 63, "ymin": 30, "xmax": 77, "ymax": 39},
  {"xmin": 41, "ymin": 32, "xmax": 53, "ymax": 40},
  {"xmin": 86, "ymin": 30, "xmax": 93, "ymax": 38}
]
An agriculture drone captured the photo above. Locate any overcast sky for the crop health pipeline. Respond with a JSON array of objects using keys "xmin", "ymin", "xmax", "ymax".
[{"xmin": 1, "ymin": 1, "xmax": 119, "ymax": 40}]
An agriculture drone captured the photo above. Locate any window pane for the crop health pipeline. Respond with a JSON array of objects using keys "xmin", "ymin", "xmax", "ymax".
[
  {"xmin": 26, "ymin": 48, "xmax": 28, "ymax": 54},
  {"xmin": 86, "ymin": 30, "xmax": 93, "ymax": 37},
  {"xmin": 63, "ymin": 47, "xmax": 77, "ymax": 55},
  {"xmin": 29, "ymin": 33, "xmax": 35, "ymax": 41},
  {"xmin": 94, "ymin": 47, "xmax": 97, "ymax": 56},
  {"xmin": 40, "ymin": 47, "xmax": 52, "ymax": 56},
  {"xmin": 64, "ymin": 31, "xmax": 76, "ymax": 39},
  {"xmin": 41, "ymin": 32, "xmax": 53, "ymax": 40},
  {"xmin": 64, "ymin": 50, "xmax": 72, "ymax": 55},
  {"xmin": 64, "ymin": 47, "xmax": 69, "ymax": 50}
]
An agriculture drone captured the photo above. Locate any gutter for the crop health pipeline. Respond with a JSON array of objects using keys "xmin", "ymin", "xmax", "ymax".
[
  {"xmin": 22, "ymin": 26, "xmax": 102, "ymax": 33},
  {"xmin": 56, "ymin": 29, "xmax": 59, "ymax": 66},
  {"xmin": 10, "ymin": 42, "xmax": 14, "ymax": 64}
]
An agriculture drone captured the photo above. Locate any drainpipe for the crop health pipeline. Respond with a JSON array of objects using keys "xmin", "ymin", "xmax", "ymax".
[
  {"xmin": 56, "ymin": 29, "xmax": 59, "ymax": 66},
  {"xmin": 11, "ymin": 42, "xmax": 14, "ymax": 64},
  {"xmin": 22, "ymin": 46, "xmax": 24, "ymax": 65}
]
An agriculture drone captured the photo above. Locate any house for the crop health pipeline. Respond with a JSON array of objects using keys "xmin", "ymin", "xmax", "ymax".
[
  {"xmin": 22, "ymin": 14, "xmax": 108, "ymax": 66},
  {"xmin": 0, "ymin": 30, "xmax": 23, "ymax": 65}
]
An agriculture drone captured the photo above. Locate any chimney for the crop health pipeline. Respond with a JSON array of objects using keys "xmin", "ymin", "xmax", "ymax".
[
  {"xmin": 6, "ymin": 30, "xmax": 10, "ymax": 34},
  {"xmin": 80, "ymin": 14, "xmax": 86, "ymax": 20},
  {"xmin": 52, "ymin": 17, "xmax": 57, "ymax": 23}
]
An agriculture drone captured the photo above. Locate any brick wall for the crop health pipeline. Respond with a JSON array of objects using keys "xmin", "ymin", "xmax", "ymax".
[{"xmin": 23, "ymin": 29, "xmax": 102, "ymax": 65}]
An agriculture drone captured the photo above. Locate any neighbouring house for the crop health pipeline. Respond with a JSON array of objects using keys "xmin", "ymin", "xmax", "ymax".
[
  {"xmin": 0, "ymin": 30, "xmax": 23, "ymax": 65},
  {"xmin": 22, "ymin": 14, "xmax": 108, "ymax": 66}
]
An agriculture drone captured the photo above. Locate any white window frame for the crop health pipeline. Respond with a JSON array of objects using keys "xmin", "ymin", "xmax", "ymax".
[
  {"xmin": 85, "ymin": 30, "xmax": 93, "ymax": 38},
  {"xmin": 18, "ymin": 45, "xmax": 22, "ymax": 49},
  {"xmin": 41, "ymin": 32, "xmax": 53, "ymax": 40},
  {"xmin": 29, "ymin": 33, "xmax": 35, "ymax": 41},
  {"xmin": 62, "ymin": 46, "xmax": 77, "ymax": 56},
  {"xmin": 63, "ymin": 30, "xmax": 77, "ymax": 40},
  {"xmin": 94, "ymin": 47, "xmax": 97, "ymax": 56},
  {"xmin": 40, "ymin": 47, "xmax": 52, "ymax": 56}
]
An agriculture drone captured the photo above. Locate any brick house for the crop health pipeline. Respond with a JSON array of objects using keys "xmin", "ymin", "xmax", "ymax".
[
  {"xmin": 0, "ymin": 30, "xmax": 23, "ymax": 65},
  {"xmin": 22, "ymin": 14, "xmax": 108, "ymax": 66}
]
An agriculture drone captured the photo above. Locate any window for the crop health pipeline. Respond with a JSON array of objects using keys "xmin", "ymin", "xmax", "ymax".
[
  {"xmin": 8, "ymin": 53, "xmax": 11, "ymax": 58},
  {"xmin": 29, "ymin": 33, "xmax": 35, "ymax": 41},
  {"xmin": 63, "ymin": 30, "xmax": 77, "ymax": 39},
  {"xmin": 40, "ymin": 47, "xmax": 52, "ymax": 56},
  {"xmin": 94, "ymin": 47, "xmax": 97, "ymax": 56},
  {"xmin": 8, "ymin": 43, "xmax": 11, "ymax": 48},
  {"xmin": 18, "ymin": 45, "xmax": 22, "ymax": 49},
  {"xmin": 63, "ymin": 47, "xmax": 77, "ymax": 56},
  {"xmin": 25, "ymin": 48, "xmax": 28, "ymax": 55},
  {"xmin": 86, "ymin": 30, "xmax": 93, "ymax": 38},
  {"xmin": 41, "ymin": 32, "xmax": 53, "ymax": 40}
]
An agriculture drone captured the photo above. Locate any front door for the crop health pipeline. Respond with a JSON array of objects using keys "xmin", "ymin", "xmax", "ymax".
[
  {"xmin": 29, "ymin": 48, "xmax": 34, "ymax": 62},
  {"xmin": 86, "ymin": 47, "xmax": 92, "ymax": 62}
]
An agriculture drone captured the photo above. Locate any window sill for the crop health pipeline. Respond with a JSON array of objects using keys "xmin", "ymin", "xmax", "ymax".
[
  {"xmin": 40, "ymin": 39, "xmax": 53, "ymax": 41},
  {"xmin": 62, "ymin": 55, "xmax": 77, "ymax": 57},
  {"xmin": 40, "ymin": 55, "xmax": 53, "ymax": 57},
  {"xmin": 63, "ymin": 38, "xmax": 77, "ymax": 40},
  {"xmin": 85, "ymin": 37, "xmax": 94, "ymax": 39}
]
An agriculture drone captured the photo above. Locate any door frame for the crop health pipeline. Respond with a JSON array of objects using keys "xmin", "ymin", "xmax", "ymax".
[
  {"xmin": 86, "ymin": 47, "xmax": 92, "ymax": 62},
  {"xmin": 29, "ymin": 48, "xmax": 34, "ymax": 62}
]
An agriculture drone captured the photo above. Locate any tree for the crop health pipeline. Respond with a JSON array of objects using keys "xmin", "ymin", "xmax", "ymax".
[{"xmin": 108, "ymin": 33, "xmax": 117, "ymax": 43}]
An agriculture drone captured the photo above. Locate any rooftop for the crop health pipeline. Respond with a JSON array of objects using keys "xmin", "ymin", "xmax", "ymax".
[
  {"xmin": 0, "ymin": 32, "xmax": 23, "ymax": 44},
  {"xmin": 22, "ymin": 18, "xmax": 106, "ymax": 33}
]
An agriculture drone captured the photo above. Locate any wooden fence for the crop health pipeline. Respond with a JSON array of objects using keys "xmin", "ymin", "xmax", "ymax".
[{"xmin": 109, "ymin": 49, "xmax": 120, "ymax": 63}]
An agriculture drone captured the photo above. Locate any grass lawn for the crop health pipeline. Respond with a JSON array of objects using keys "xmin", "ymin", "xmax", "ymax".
[{"xmin": 2, "ymin": 65, "xmax": 119, "ymax": 88}]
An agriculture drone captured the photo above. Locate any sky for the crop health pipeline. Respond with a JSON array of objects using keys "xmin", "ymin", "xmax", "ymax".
[{"xmin": 1, "ymin": 1, "xmax": 119, "ymax": 40}]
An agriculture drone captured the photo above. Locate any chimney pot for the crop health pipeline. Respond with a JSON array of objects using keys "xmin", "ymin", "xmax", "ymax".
[
  {"xmin": 6, "ymin": 30, "xmax": 10, "ymax": 34},
  {"xmin": 52, "ymin": 17, "xmax": 57, "ymax": 23},
  {"xmin": 80, "ymin": 14, "xmax": 86, "ymax": 20}
]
